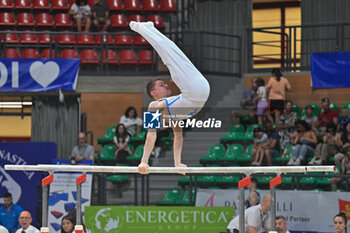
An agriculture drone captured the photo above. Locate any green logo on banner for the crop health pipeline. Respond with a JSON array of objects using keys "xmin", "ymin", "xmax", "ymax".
[{"xmin": 85, "ymin": 206, "xmax": 234, "ymax": 233}]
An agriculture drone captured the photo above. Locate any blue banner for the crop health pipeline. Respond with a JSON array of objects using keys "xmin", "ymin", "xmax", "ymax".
[
  {"xmin": 311, "ymin": 52, "xmax": 350, "ymax": 88},
  {"xmin": 0, "ymin": 59, "xmax": 80, "ymax": 92},
  {"xmin": 0, "ymin": 142, "xmax": 57, "ymax": 227}
]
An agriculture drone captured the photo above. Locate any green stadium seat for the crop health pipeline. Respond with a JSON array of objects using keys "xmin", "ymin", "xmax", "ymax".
[
  {"xmin": 217, "ymin": 144, "xmax": 243, "ymax": 164},
  {"xmin": 273, "ymin": 144, "xmax": 292, "ymax": 165},
  {"xmin": 97, "ymin": 126, "xmax": 116, "ymax": 145},
  {"xmin": 215, "ymin": 175, "xmax": 240, "ymax": 188},
  {"xmin": 175, "ymin": 189, "xmax": 196, "ymax": 205},
  {"xmin": 198, "ymin": 175, "xmax": 217, "ymax": 187},
  {"xmin": 238, "ymin": 124, "xmax": 262, "ymax": 140},
  {"xmin": 99, "ymin": 144, "xmax": 116, "ymax": 162},
  {"xmin": 106, "ymin": 174, "xmax": 129, "ymax": 183},
  {"xmin": 301, "ymin": 103, "xmax": 319, "ymax": 117},
  {"xmin": 220, "ymin": 124, "xmax": 245, "ymax": 143},
  {"xmin": 236, "ymin": 144, "xmax": 254, "ymax": 164},
  {"xmin": 342, "ymin": 103, "xmax": 350, "ymax": 116},
  {"xmin": 156, "ymin": 188, "xmax": 182, "ymax": 205},
  {"xmin": 126, "ymin": 144, "xmax": 149, "ymax": 165},
  {"xmin": 129, "ymin": 128, "xmax": 147, "ymax": 143},
  {"xmin": 199, "ymin": 144, "xmax": 225, "ymax": 165}
]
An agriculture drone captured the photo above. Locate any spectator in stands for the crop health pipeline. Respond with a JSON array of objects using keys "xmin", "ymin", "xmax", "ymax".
[
  {"xmin": 231, "ymin": 78, "xmax": 258, "ymax": 126},
  {"xmin": 246, "ymin": 177, "xmax": 260, "ymax": 208},
  {"xmin": 251, "ymin": 127, "xmax": 269, "ymax": 166},
  {"xmin": 69, "ymin": 0, "xmax": 91, "ymax": 32},
  {"xmin": 309, "ymin": 122, "xmax": 340, "ymax": 165},
  {"xmin": 263, "ymin": 120, "xmax": 280, "ymax": 166},
  {"xmin": 70, "ymin": 132, "xmax": 94, "ymax": 164},
  {"xmin": 301, "ymin": 105, "xmax": 318, "ymax": 129},
  {"xmin": 61, "ymin": 209, "xmax": 91, "ymax": 233},
  {"xmin": 119, "ymin": 106, "xmax": 143, "ymax": 137},
  {"xmin": 314, "ymin": 98, "xmax": 339, "ymax": 138},
  {"xmin": 267, "ymin": 68, "xmax": 291, "ymax": 126},
  {"xmin": 227, "ymin": 194, "xmax": 271, "ymax": 233},
  {"xmin": 91, "ymin": 0, "xmax": 110, "ymax": 31},
  {"xmin": 278, "ymin": 100, "xmax": 298, "ymax": 150},
  {"xmin": 0, "ymin": 192, "xmax": 23, "ymax": 233},
  {"xmin": 287, "ymin": 120, "xmax": 317, "ymax": 165},
  {"xmin": 15, "ymin": 211, "xmax": 39, "ymax": 233},
  {"xmin": 338, "ymin": 107, "xmax": 350, "ymax": 132},
  {"xmin": 113, "ymin": 123, "xmax": 132, "ymax": 164},
  {"xmin": 255, "ymin": 77, "xmax": 268, "ymax": 126},
  {"xmin": 276, "ymin": 216, "xmax": 290, "ymax": 233},
  {"xmin": 331, "ymin": 147, "xmax": 350, "ymax": 191},
  {"xmin": 334, "ymin": 121, "xmax": 350, "ymax": 166},
  {"xmin": 333, "ymin": 212, "xmax": 347, "ymax": 233}
]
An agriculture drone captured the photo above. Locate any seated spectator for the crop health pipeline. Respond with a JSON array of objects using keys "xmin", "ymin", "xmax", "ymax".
[
  {"xmin": 309, "ymin": 122, "xmax": 340, "ymax": 165},
  {"xmin": 231, "ymin": 78, "xmax": 258, "ymax": 126},
  {"xmin": 287, "ymin": 120, "xmax": 317, "ymax": 165},
  {"xmin": 15, "ymin": 211, "xmax": 39, "ymax": 233},
  {"xmin": 331, "ymin": 147, "xmax": 350, "ymax": 191},
  {"xmin": 278, "ymin": 100, "xmax": 298, "ymax": 150},
  {"xmin": 276, "ymin": 216, "xmax": 290, "ymax": 233},
  {"xmin": 263, "ymin": 120, "xmax": 281, "ymax": 166},
  {"xmin": 301, "ymin": 105, "xmax": 318, "ymax": 129},
  {"xmin": 338, "ymin": 107, "xmax": 350, "ymax": 132},
  {"xmin": 334, "ymin": 121, "xmax": 350, "ymax": 166},
  {"xmin": 314, "ymin": 98, "xmax": 339, "ymax": 138},
  {"xmin": 113, "ymin": 124, "xmax": 132, "ymax": 164},
  {"xmin": 119, "ymin": 106, "xmax": 143, "ymax": 137},
  {"xmin": 246, "ymin": 177, "xmax": 260, "ymax": 208},
  {"xmin": 0, "ymin": 192, "xmax": 22, "ymax": 233},
  {"xmin": 61, "ymin": 209, "xmax": 91, "ymax": 233},
  {"xmin": 70, "ymin": 132, "xmax": 94, "ymax": 164},
  {"xmin": 251, "ymin": 127, "xmax": 269, "ymax": 166},
  {"xmin": 69, "ymin": 0, "xmax": 91, "ymax": 32},
  {"xmin": 255, "ymin": 77, "xmax": 268, "ymax": 126},
  {"xmin": 267, "ymin": 68, "xmax": 291, "ymax": 126},
  {"xmin": 92, "ymin": 0, "xmax": 110, "ymax": 31}
]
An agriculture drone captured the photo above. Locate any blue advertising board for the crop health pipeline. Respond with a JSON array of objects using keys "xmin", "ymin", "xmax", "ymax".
[{"xmin": 0, "ymin": 142, "xmax": 57, "ymax": 227}]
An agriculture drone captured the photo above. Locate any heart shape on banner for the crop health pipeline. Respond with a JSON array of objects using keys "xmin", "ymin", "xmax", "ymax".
[{"xmin": 30, "ymin": 61, "xmax": 60, "ymax": 88}]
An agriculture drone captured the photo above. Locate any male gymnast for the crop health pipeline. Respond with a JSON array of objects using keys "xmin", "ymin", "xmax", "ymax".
[{"xmin": 130, "ymin": 21, "xmax": 210, "ymax": 174}]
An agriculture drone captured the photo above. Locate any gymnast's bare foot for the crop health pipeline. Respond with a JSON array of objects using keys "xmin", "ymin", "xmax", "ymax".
[
  {"xmin": 175, "ymin": 163, "xmax": 187, "ymax": 175},
  {"xmin": 138, "ymin": 162, "xmax": 150, "ymax": 175}
]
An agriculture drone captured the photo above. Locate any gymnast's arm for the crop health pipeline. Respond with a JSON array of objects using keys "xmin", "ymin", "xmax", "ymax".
[{"xmin": 138, "ymin": 101, "xmax": 166, "ymax": 174}]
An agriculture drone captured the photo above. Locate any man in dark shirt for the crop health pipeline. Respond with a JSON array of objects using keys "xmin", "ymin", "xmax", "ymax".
[
  {"xmin": 314, "ymin": 97, "xmax": 339, "ymax": 137},
  {"xmin": 92, "ymin": 0, "xmax": 110, "ymax": 31},
  {"xmin": 231, "ymin": 78, "xmax": 258, "ymax": 126}
]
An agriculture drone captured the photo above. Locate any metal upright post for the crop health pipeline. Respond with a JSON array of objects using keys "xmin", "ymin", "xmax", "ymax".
[
  {"xmin": 41, "ymin": 174, "xmax": 54, "ymax": 233},
  {"xmin": 76, "ymin": 174, "xmax": 87, "ymax": 226},
  {"xmin": 238, "ymin": 177, "xmax": 251, "ymax": 232},
  {"xmin": 270, "ymin": 176, "xmax": 282, "ymax": 231}
]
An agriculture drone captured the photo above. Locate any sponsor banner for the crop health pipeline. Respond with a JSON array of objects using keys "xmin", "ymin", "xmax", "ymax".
[
  {"xmin": 48, "ymin": 160, "xmax": 92, "ymax": 233},
  {"xmin": 0, "ymin": 142, "xmax": 57, "ymax": 226},
  {"xmin": 0, "ymin": 59, "xmax": 80, "ymax": 91},
  {"xmin": 311, "ymin": 52, "xmax": 350, "ymax": 88},
  {"xmin": 85, "ymin": 206, "xmax": 234, "ymax": 233},
  {"xmin": 196, "ymin": 189, "xmax": 349, "ymax": 233}
]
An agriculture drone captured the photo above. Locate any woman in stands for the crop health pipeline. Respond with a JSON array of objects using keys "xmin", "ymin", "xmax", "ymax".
[
  {"xmin": 334, "ymin": 121, "xmax": 350, "ymax": 166},
  {"xmin": 69, "ymin": 0, "xmax": 91, "ymax": 32},
  {"xmin": 119, "ymin": 106, "xmax": 143, "ymax": 137},
  {"xmin": 266, "ymin": 68, "xmax": 291, "ymax": 126},
  {"xmin": 333, "ymin": 212, "xmax": 347, "ymax": 233},
  {"xmin": 331, "ymin": 146, "xmax": 350, "ymax": 191},
  {"xmin": 113, "ymin": 123, "xmax": 132, "ymax": 164},
  {"xmin": 287, "ymin": 120, "xmax": 317, "ymax": 165},
  {"xmin": 278, "ymin": 100, "xmax": 298, "ymax": 150},
  {"xmin": 309, "ymin": 122, "xmax": 340, "ymax": 165},
  {"xmin": 61, "ymin": 210, "xmax": 91, "ymax": 233}
]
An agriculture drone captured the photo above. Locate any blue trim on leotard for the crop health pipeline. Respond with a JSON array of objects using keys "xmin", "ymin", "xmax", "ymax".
[{"xmin": 159, "ymin": 96, "xmax": 180, "ymax": 120}]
